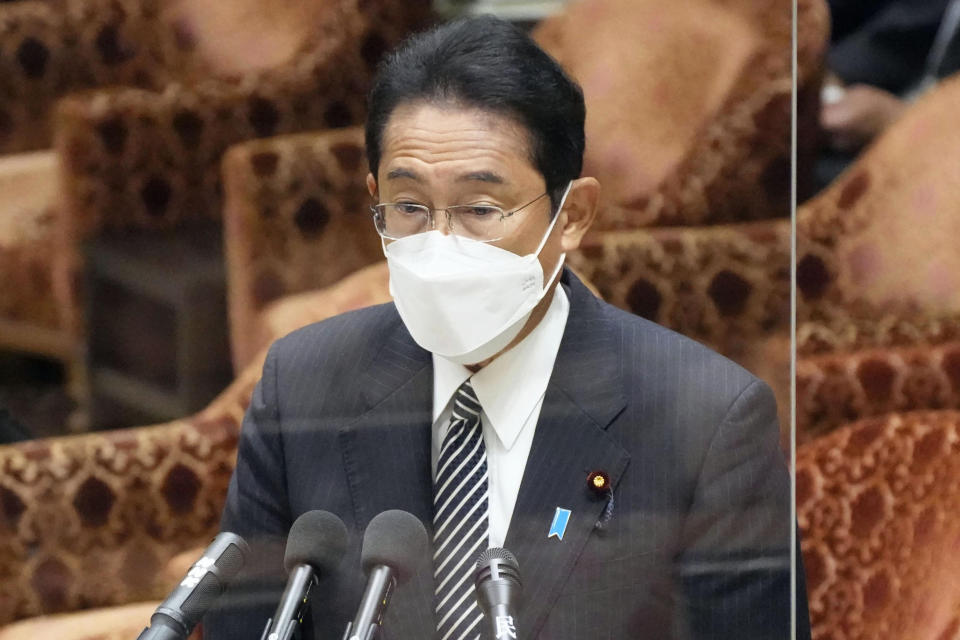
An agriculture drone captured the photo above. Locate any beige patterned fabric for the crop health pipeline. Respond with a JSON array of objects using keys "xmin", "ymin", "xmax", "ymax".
[
  {"xmin": 793, "ymin": 75, "xmax": 960, "ymax": 454},
  {"xmin": 0, "ymin": 0, "xmax": 431, "ymax": 410},
  {"xmin": 54, "ymin": 0, "xmax": 430, "ymax": 237},
  {"xmin": 0, "ymin": 416, "xmax": 240, "ymax": 625},
  {"xmin": 534, "ymin": 0, "xmax": 828, "ymax": 228},
  {"xmin": 0, "ymin": 151, "xmax": 63, "ymax": 341},
  {"xmin": 569, "ymin": 220, "xmax": 790, "ymax": 353},
  {"xmin": 797, "ymin": 410, "xmax": 960, "ymax": 640},
  {"xmin": 221, "ymin": 127, "xmax": 384, "ymax": 369},
  {"xmin": 0, "ymin": 0, "xmax": 431, "ymax": 155},
  {"xmin": 0, "ymin": 0, "xmax": 195, "ymax": 154},
  {"xmin": 798, "ymin": 75, "xmax": 960, "ymax": 358},
  {"xmin": 797, "ymin": 342, "xmax": 960, "ymax": 444}
]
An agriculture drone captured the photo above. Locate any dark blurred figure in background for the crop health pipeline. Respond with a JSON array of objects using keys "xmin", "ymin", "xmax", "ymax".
[
  {"xmin": 0, "ymin": 406, "xmax": 29, "ymax": 444},
  {"xmin": 817, "ymin": 0, "xmax": 960, "ymax": 189}
]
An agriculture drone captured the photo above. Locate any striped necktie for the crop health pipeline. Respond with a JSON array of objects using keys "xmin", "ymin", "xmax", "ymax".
[{"xmin": 433, "ymin": 379, "xmax": 490, "ymax": 640}]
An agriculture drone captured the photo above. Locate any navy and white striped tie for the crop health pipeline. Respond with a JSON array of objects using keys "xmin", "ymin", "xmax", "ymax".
[{"xmin": 433, "ymin": 379, "xmax": 489, "ymax": 640}]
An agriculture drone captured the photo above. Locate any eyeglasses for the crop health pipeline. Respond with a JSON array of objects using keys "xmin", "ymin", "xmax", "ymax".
[{"xmin": 371, "ymin": 192, "xmax": 549, "ymax": 242}]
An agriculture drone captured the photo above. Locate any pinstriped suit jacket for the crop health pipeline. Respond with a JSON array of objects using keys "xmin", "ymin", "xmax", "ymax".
[{"xmin": 205, "ymin": 270, "xmax": 807, "ymax": 639}]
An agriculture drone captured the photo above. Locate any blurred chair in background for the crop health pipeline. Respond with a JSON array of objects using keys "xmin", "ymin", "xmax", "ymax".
[
  {"xmin": 796, "ymin": 60, "xmax": 960, "ymax": 640},
  {"xmin": 0, "ymin": 0, "xmax": 433, "ymax": 430},
  {"xmin": 0, "ymin": 266, "xmax": 370, "ymax": 631},
  {"xmin": 220, "ymin": 127, "xmax": 383, "ymax": 370},
  {"xmin": 797, "ymin": 74, "xmax": 960, "ymax": 443},
  {"xmin": 538, "ymin": 0, "xmax": 828, "ymax": 435}
]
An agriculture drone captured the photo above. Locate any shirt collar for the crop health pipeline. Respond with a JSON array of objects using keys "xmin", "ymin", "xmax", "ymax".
[{"xmin": 432, "ymin": 285, "xmax": 570, "ymax": 450}]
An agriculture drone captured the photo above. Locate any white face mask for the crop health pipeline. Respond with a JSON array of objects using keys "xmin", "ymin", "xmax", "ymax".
[{"xmin": 383, "ymin": 183, "xmax": 572, "ymax": 364}]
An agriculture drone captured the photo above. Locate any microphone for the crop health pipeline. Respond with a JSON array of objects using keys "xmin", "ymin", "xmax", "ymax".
[
  {"xmin": 135, "ymin": 532, "xmax": 250, "ymax": 640},
  {"xmin": 474, "ymin": 547, "xmax": 522, "ymax": 640},
  {"xmin": 261, "ymin": 510, "xmax": 349, "ymax": 640},
  {"xmin": 342, "ymin": 510, "xmax": 428, "ymax": 640}
]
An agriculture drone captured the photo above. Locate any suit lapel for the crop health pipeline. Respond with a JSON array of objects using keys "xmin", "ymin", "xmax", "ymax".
[
  {"xmin": 338, "ymin": 316, "xmax": 435, "ymax": 640},
  {"xmin": 505, "ymin": 272, "xmax": 631, "ymax": 639}
]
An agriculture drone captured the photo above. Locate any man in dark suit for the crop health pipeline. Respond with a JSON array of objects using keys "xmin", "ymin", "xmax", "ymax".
[{"xmin": 206, "ymin": 16, "xmax": 805, "ymax": 640}]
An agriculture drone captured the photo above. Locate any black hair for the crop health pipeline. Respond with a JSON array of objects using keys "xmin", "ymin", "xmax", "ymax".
[{"xmin": 365, "ymin": 15, "xmax": 585, "ymax": 213}]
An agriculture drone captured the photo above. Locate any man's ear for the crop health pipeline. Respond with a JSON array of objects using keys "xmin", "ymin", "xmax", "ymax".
[
  {"xmin": 366, "ymin": 173, "xmax": 378, "ymax": 199},
  {"xmin": 559, "ymin": 177, "xmax": 600, "ymax": 252}
]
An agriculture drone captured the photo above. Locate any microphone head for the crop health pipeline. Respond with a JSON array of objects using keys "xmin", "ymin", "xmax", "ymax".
[
  {"xmin": 205, "ymin": 531, "xmax": 250, "ymax": 580},
  {"xmin": 283, "ymin": 510, "xmax": 349, "ymax": 574},
  {"xmin": 154, "ymin": 531, "xmax": 251, "ymax": 633},
  {"xmin": 360, "ymin": 510, "xmax": 429, "ymax": 584},
  {"xmin": 474, "ymin": 547, "xmax": 522, "ymax": 587}
]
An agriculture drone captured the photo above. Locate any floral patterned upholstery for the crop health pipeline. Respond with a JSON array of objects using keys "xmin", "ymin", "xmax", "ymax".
[
  {"xmin": 530, "ymin": 0, "xmax": 827, "ymax": 419},
  {"xmin": 0, "ymin": 414, "xmax": 239, "ymax": 625},
  {"xmin": 568, "ymin": 220, "xmax": 792, "ymax": 439},
  {"xmin": 0, "ymin": 0, "xmax": 431, "ymax": 421},
  {"xmin": 794, "ymin": 74, "xmax": 960, "ymax": 445},
  {"xmin": 0, "ymin": 0, "xmax": 432, "ymax": 155},
  {"xmin": 0, "ymin": 0, "xmax": 196, "ymax": 155},
  {"xmin": 797, "ymin": 342, "xmax": 960, "ymax": 444},
  {"xmin": 220, "ymin": 126, "xmax": 383, "ymax": 369},
  {"xmin": 0, "ymin": 256, "xmax": 400, "ymax": 626},
  {"xmin": 797, "ymin": 410, "xmax": 960, "ymax": 640},
  {"xmin": 797, "ymin": 74, "xmax": 960, "ymax": 358},
  {"xmin": 569, "ymin": 220, "xmax": 790, "ymax": 355}
]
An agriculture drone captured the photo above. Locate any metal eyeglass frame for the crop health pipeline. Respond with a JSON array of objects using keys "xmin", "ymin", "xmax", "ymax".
[{"xmin": 370, "ymin": 191, "xmax": 549, "ymax": 242}]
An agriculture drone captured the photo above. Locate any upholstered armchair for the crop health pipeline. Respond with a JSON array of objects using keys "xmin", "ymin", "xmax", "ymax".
[
  {"xmin": 0, "ymin": 403, "xmax": 244, "ymax": 628},
  {"xmin": 0, "ymin": 260, "xmax": 400, "ymax": 633},
  {"xmin": 795, "ymin": 74, "xmax": 960, "ymax": 442},
  {"xmin": 797, "ymin": 74, "xmax": 960, "ymax": 356},
  {"xmin": 532, "ymin": 0, "xmax": 827, "ymax": 228},
  {"xmin": 220, "ymin": 126, "xmax": 383, "ymax": 370},
  {"xmin": 0, "ymin": 0, "xmax": 196, "ymax": 156},
  {"xmin": 0, "ymin": 0, "xmax": 432, "ymax": 425},
  {"xmin": 529, "ymin": 0, "xmax": 826, "ymax": 424},
  {"xmin": 0, "ymin": 0, "xmax": 431, "ymax": 156}
]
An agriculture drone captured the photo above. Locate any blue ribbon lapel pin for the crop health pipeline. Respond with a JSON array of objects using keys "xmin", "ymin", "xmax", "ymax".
[{"xmin": 548, "ymin": 507, "xmax": 572, "ymax": 541}]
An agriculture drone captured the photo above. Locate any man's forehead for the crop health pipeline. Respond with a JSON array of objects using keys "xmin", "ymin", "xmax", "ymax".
[
  {"xmin": 380, "ymin": 101, "xmax": 533, "ymax": 160},
  {"xmin": 385, "ymin": 167, "xmax": 509, "ymax": 185}
]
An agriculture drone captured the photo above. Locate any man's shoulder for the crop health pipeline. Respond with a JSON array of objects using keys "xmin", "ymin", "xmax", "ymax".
[
  {"xmin": 592, "ymin": 297, "xmax": 764, "ymax": 403},
  {"xmin": 602, "ymin": 297, "xmax": 754, "ymax": 371},
  {"xmin": 267, "ymin": 302, "xmax": 404, "ymax": 373}
]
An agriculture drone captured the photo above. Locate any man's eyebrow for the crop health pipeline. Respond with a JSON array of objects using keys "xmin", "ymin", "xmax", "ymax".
[
  {"xmin": 457, "ymin": 171, "xmax": 507, "ymax": 184},
  {"xmin": 386, "ymin": 168, "xmax": 421, "ymax": 181}
]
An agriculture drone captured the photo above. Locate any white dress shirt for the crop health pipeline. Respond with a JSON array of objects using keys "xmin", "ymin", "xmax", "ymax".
[{"xmin": 431, "ymin": 285, "xmax": 570, "ymax": 548}]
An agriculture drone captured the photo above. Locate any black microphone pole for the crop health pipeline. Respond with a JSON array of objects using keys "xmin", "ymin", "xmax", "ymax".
[
  {"xmin": 342, "ymin": 510, "xmax": 429, "ymax": 640},
  {"xmin": 260, "ymin": 510, "xmax": 349, "ymax": 640},
  {"xmin": 342, "ymin": 565, "xmax": 395, "ymax": 640},
  {"xmin": 260, "ymin": 564, "xmax": 317, "ymax": 640}
]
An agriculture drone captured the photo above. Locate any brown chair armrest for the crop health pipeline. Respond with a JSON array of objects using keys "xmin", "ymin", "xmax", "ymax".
[{"xmin": 0, "ymin": 417, "xmax": 238, "ymax": 624}]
